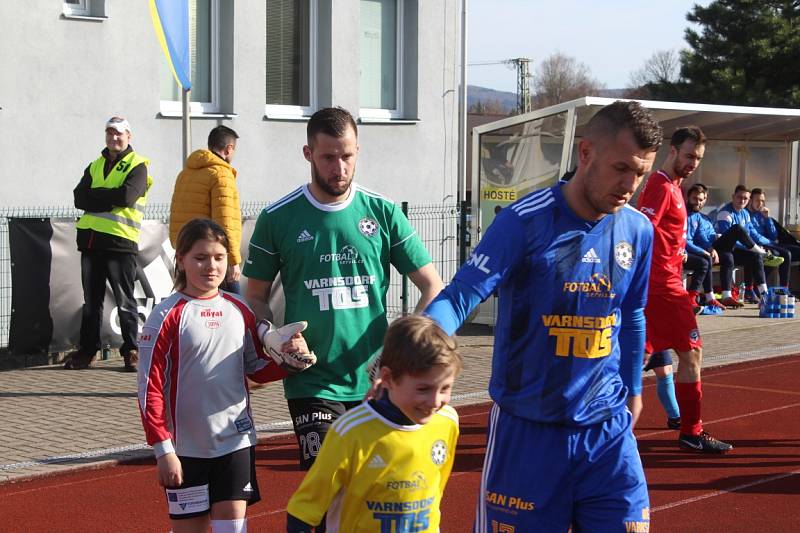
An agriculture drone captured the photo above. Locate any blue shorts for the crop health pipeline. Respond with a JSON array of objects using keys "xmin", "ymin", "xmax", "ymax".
[
  {"xmin": 644, "ymin": 350, "xmax": 673, "ymax": 371},
  {"xmin": 474, "ymin": 404, "xmax": 649, "ymax": 533}
]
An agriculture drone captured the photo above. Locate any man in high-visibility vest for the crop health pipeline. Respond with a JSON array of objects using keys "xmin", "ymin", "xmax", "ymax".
[{"xmin": 65, "ymin": 116, "xmax": 152, "ymax": 371}]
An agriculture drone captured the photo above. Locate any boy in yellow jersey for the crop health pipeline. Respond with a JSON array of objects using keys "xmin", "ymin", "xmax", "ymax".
[{"xmin": 286, "ymin": 315, "xmax": 461, "ymax": 532}]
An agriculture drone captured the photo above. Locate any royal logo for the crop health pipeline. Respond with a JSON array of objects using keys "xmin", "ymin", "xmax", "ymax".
[{"xmin": 200, "ymin": 309, "xmax": 223, "ymax": 318}]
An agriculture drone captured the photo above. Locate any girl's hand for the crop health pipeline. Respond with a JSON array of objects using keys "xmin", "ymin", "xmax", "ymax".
[{"xmin": 156, "ymin": 452, "xmax": 183, "ymax": 488}]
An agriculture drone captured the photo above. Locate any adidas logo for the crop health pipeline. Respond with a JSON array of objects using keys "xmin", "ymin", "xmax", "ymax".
[
  {"xmin": 297, "ymin": 229, "xmax": 313, "ymax": 243},
  {"xmin": 367, "ymin": 454, "xmax": 387, "ymax": 469},
  {"xmin": 581, "ymin": 248, "xmax": 601, "ymax": 263},
  {"xmin": 243, "ymin": 482, "xmax": 253, "ymax": 492}
]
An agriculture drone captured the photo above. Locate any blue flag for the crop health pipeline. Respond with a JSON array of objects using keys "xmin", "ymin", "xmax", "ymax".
[{"xmin": 149, "ymin": 0, "xmax": 191, "ymax": 90}]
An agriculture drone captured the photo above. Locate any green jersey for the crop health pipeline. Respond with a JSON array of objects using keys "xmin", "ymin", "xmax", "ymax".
[{"xmin": 244, "ymin": 184, "xmax": 432, "ymax": 401}]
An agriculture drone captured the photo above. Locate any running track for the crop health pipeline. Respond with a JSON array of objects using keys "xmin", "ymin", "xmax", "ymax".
[{"xmin": 1, "ymin": 355, "xmax": 798, "ymax": 532}]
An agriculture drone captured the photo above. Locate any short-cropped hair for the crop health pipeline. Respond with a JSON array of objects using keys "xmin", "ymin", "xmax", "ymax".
[
  {"xmin": 208, "ymin": 125, "xmax": 239, "ymax": 153},
  {"xmin": 585, "ymin": 100, "xmax": 662, "ymax": 151},
  {"xmin": 380, "ymin": 315, "xmax": 461, "ymax": 378},
  {"xmin": 671, "ymin": 126, "xmax": 706, "ymax": 148},
  {"xmin": 687, "ymin": 182, "xmax": 708, "ymax": 195},
  {"xmin": 307, "ymin": 107, "xmax": 358, "ymax": 146},
  {"xmin": 750, "ymin": 187, "xmax": 764, "ymax": 196},
  {"xmin": 734, "ymin": 184, "xmax": 750, "ymax": 194}
]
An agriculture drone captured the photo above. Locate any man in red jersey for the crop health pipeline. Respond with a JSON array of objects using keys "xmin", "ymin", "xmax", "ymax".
[{"xmin": 637, "ymin": 126, "xmax": 732, "ymax": 453}]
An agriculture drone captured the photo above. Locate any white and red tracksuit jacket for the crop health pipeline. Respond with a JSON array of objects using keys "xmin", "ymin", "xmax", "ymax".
[{"xmin": 137, "ymin": 291, "xmax": 285, "ymax": 459}]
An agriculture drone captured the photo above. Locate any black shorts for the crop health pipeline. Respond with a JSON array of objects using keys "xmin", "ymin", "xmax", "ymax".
[
  {"xmin": 166, "ymin": 446, "xmax": 260, "ymax": 520},
  {"xmin": 644, "ymin": 350, "xmax": 674, "ymax": 371},
  {"xmin": 287, "ymin": 397, "xmax": 362, "ymax": 470}
]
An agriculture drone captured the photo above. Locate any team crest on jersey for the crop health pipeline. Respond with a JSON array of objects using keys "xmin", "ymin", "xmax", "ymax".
[
  {"xmin": 431, "ymin": 440, "xmax": 447, "ymax": 465},
  {"xmin": 689, "ymin": 329, "xmax": 700, "ymax": 342},
  {"xmin": 358, "ymin": 217, "xmax": 379, "ymax": 237},
  {"xmin": 614, "ymin": 241, "xmax": 634, "ymax": 270}
]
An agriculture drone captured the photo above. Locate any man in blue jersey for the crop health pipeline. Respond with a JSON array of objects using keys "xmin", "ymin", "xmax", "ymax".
[{"xmin": 426, "ymin": 100, "xmax": 660, "ymax": 532}]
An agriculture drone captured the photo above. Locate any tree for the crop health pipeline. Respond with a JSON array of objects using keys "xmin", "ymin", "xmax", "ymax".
[
  {"xmin": 626, "ymin": 50, "xmax": 680, "ymax": 99},
  {"xmin": 648, "ymin": 0, "xmax": 800, "ymax": 107},
  {"xmin": 469, "ymin": 99, "xmax": 511, "ymax": 115},
  {"xmin": 532, "ymin": 52, "xmax": 604, "ymax": 108}
]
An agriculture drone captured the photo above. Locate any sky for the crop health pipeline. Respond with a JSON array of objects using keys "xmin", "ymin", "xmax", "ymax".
[{"xmin": 467, "ymin": 0, "xmax": 712, "ymax": 92}]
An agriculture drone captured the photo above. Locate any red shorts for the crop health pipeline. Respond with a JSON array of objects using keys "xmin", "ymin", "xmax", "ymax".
[{"xmin": 644, "ymin": 291, "xmax": 702, "ymax": 353}]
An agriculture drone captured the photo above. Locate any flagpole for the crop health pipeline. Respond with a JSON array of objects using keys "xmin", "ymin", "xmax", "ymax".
[{"xmin": 181, "ymin": 88, "xmax": 191, "ymax": 163}]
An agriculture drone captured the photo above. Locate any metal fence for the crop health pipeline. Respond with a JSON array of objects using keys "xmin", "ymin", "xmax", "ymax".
[{"xmin": 0, "ymin": 201, "xmax": 461, "ymax": 351}]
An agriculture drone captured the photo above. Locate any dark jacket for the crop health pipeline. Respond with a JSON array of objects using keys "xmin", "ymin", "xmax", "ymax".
[{"xmin": 74, "ymin": 146, "xmax": 149, "ymax": 254}]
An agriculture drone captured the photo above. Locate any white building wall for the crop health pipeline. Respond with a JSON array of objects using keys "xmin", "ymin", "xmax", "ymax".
[{"xmin": 0, "ymin": 1, "xmax": 461, "ymax": 208}]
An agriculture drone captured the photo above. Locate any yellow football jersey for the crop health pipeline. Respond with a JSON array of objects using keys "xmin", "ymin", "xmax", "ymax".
[{"xmin": 287, "ymin": 402, "xmax": 460, "ymax": 532}]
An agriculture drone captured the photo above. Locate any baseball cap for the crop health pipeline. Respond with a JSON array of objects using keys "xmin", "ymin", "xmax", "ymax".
[{"xmin": 105, "ymin": 117, "xmax": 131, "ymax": 133}]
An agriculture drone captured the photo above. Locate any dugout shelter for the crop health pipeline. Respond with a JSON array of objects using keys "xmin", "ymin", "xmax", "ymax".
[{"xmin": 469, "ymin": 97, "xmax": 800, "ymax": 324}]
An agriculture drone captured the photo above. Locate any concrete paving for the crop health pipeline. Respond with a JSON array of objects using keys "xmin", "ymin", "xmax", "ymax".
[{"xmin": 1, "ymin": 305, "xmax": 798, "ymax": 484}]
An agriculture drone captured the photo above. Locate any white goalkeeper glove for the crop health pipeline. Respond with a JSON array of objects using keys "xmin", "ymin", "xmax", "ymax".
[{"xmin": 256, "ymin": 319, "xmax": 317, "ymax": 373}]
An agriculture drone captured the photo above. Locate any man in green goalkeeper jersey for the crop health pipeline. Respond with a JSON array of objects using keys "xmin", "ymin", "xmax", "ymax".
[{"xmin": 244, "ymin": 107, "xmax": 444, "ymax": 469}]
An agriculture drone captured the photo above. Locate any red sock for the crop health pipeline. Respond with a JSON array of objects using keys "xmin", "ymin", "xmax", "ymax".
[{"xmin": 675, "ymin": 381, "xmax": 703, "ymax": 435}]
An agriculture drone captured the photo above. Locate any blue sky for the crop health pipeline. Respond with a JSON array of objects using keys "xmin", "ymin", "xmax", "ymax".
[{"xmin": 468, "ymin": 0, "xmax": 712, "ymax": 92}]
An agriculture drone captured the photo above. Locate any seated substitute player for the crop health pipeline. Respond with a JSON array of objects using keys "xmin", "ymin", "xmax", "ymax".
[
  {"xmin": 686, "ymin": 182, "xmax": 767, "ymax": 308},
  {"xmin": 286, "ymin": 315, "xmax": 461, "ymax": 533},
  {"xmin": 716, "ymin": 185, "xmax": 780, "ymax": 304},
  {"xmin": 747, "ymin": 188, "xmax": 799, "ymax": 290},
  {"xmin": 425, "ymin": 100, "xmax": 658, "ymax": 532},
  {"xmin": 137, "ymin": 219, "xmax": 315, "ymax": 533}
]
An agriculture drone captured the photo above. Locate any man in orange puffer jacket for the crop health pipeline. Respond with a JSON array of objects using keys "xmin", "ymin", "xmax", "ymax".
[{"xmin": 170, "ymin": 126, "xmax": 243, "ymax": 293}]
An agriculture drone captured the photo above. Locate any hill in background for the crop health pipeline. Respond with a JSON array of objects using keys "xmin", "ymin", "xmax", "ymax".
[{"xmin": 468, "ymin": 86, "xmax": 627, "ymax": 114}]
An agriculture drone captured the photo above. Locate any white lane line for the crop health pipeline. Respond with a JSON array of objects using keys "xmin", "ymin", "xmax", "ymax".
[
  {"xmin": 636, "ymin": 401, "xmax": 800, "ymax": 439},
  {"xmin": 652, "ymin": 469, "xmax": 800, "ymax": 512}
]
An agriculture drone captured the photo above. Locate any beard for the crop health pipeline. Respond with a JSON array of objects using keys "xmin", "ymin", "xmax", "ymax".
[
  {"xmin": 311, "ymin": 160, "xmax": 354, "ymax": 198},
  {"xmin": 672, "ymin": 161, "xmax": 694, "ymax": 179}
]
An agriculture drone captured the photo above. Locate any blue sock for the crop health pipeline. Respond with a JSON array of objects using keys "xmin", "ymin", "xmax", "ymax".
[{"xmin": 656, "ymin": 373, "xmax": 680, "ymax": 419}]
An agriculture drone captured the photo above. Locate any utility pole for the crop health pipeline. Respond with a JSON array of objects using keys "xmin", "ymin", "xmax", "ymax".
[
  {"xmin": 467, "ymin": 57, "xmax": 533, "ymax": 114},
  {"xmin": 512, "ymin": 57, "xmax": 532, "ymax": 114}
]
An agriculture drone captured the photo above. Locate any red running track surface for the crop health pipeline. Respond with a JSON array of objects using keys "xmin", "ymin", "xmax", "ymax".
[{"xmin": 1, "ymin": 354, "xmax": 798, "ymax": 532}]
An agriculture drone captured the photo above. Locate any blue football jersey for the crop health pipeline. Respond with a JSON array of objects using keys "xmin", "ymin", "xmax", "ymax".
[{"xmin": 432, "ymin": 185, "xmax": 652, "ymax": 425}]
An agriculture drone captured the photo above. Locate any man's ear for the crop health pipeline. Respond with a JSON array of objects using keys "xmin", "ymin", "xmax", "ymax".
[
  {"xmin": 302, "ymin": 145, "xmax": 312, "ymax": 163},
  {"xmin": 577, "ymin": 138, "xmax": 593, "ymax": 166}
]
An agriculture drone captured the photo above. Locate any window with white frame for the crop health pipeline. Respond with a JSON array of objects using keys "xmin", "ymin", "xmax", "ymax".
[
  {"xmin": 159, "ymin": 0, "xmax": 220, "ymax": 115},
  {"xmin": 63, "ymin": 0, "xmax": 106, "ymax": 18},
  {"xmin": 63, "ymin": 0, "xmax": 90, "ymax": 16},
  {"xmin": 265, "ymin": 0, "xmax": 316, "ymax": 118},
  {"xmin": 360, "ymin": 0, "xmax": 403, "ymax": 119}
]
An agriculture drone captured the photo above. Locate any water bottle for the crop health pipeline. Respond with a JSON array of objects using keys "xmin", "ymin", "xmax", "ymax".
[
  {"xmin": 738, "ymin": 281, "xmax": 745, "ymax": 301},
  {"xmin": 102, "ymin": 344, "xmax": 111, "ymax": 360}
]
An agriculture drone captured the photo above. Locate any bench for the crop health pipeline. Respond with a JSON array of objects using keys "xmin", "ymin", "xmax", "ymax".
[{"xmin": 684, "ymin": 261, "xmax": 800, "ymax": 289}]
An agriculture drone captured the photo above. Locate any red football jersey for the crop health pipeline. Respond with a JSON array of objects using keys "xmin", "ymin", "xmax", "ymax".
[{"xmin": 637, "ymin": 170, "xmax": 687, "ymax": 294}]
